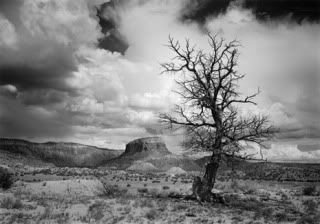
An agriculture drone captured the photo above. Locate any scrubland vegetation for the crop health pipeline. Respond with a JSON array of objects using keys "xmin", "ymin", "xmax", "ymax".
[
  {"xmin": 0, "ymin": 164, "xmax": 319, "ymax": 224},
  {"xmin": 1, "ymin": 137, "xmax": 320, "ymax": 223}
]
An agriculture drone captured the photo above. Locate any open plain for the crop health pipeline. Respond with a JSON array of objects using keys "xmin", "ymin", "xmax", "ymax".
[{"xmin": 1, "ymin": 138, "xmax": 319, "ymax": 224}]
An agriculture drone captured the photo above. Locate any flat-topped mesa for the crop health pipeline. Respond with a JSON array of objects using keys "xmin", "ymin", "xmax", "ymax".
[{"xmin": 123, "ymin": 137, "xmax": 171, "ymax": 157}]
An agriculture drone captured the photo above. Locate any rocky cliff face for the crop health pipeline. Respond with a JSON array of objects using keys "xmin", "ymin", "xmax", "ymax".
[
  {"xmin": 123, "ymin": 137, "xmax": 171, "ymax": 157},
  {"xmin": 105, "ymin": 137, "xmax": 203, "ymax": 171}
]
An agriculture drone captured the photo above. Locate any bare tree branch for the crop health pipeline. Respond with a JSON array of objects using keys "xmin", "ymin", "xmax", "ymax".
[{"xmin": 159, "ymin": 33, "xmax": 276, "ymax": 192}]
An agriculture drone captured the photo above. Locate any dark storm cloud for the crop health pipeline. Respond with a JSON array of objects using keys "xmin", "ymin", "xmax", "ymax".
[
  {"xmin": 0, "ymin": 96, "xmax": 72, "ymax": 138},
  {"xmin": 181, "ymin": 0, "xmax": 320, "ymax": 24},
  {"xmin": 0, "ymin": 0, "xmax": 22, "ymax": 28},
  {"xmin": 0, "ymin": 39, "xmax": 78, "ymax": 99},
  {"xmin": 96, "ymin": 1, "xmax": 129, "ymax": 54},
  {"xmin": 0, "ymin": 0, "xmax": 135, "ymax": 144},
  {"xmin": 98, "ymin": 30, "xmax": 128, "ymax": 54},
  {"xmin": 181, "ymin": 0, "xmax": 231, "ymax": 24},
  {"xmin": 0, "ymin": 65, "xmax": 74, "ymax": 92},
  {"xmin": 243, "ymin": 0, "xmax": 320, "ymax": 23},
  {"xmin": 18, "ymin": 89, "xmax": 69, "ymax": 105}
]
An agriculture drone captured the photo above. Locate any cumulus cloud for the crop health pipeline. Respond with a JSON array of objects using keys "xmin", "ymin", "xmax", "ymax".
[
  {"xmin": 0, "ymin": 15, "xmax": 17, "ymax": 47},
  {"xmin": 129, "ymin": 91, "xmax": 173, "ymax": 111},
  {"xmin": 262, "ymin": 141, "xmax": 320, "ymax": 162},
  {"xmin": 0, "ymin": 0, "xmax": 319, "ymax": 156},
  {"xmin": 20, "ymin": 0, "xmax": 103, "ymax": 46},
  {"xmin": 0, "ymin": 0, "xmax": 108, "ymax": 140},
  {"xmin": 203, "ymin": 6, "xmax": 320, "ymax": 139},
  {"xmin": 0, "ymin": 84, "xmax": 18, "ymax": 99}
]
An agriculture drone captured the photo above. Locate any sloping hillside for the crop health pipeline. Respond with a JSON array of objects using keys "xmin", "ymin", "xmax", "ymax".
[
  {"xmin": 0, "ymin": 138, "xmax": 123, "ymax": 167},
  {"xmin": 195, "ymin": 156, "xmax": 320, "ymax": 182}
]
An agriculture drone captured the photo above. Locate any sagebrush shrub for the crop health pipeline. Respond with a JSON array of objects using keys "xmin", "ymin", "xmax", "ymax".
[
  {"xmin": 303, "ymin": 186, "xmax": 317, "ymax": 196},
  {"xmin": 0, "ymin": 167, "xmax": 14, "ymax": 189},
  {"xmin": 162, "ymin": 186, "xmax": 170, "ymax": 190},
  {"xmin": 100, "ymin": 184, "xmax": 127, "ymax": 197},
  {"xmin": 303, "ymin": 200, "xmax": 318, "ymax": 214},
  {"xmin": 296, "ymin": 214, "xmax": 320, "ymax": 224},
  {"xmin": 88, "ymin": 201, "xmax": 105, "ymax": 221},
  {"xmin": 137, "ymin": 188, "xmax": 148, "ymax": 194},
  {"xmin": 274, "ymin": 212, "xmax": 290, "ymax": 222},
  {"xmin": 145, "ymin": 209, "xmax": 158, "ymax": 220}
]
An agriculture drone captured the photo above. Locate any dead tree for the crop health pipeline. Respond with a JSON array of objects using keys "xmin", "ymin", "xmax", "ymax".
[{"xmin": 160, "ymin": 34, "xmax": 275, "ymax": 201}]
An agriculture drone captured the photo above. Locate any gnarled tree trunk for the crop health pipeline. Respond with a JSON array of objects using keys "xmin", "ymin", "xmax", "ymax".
[{"xmin": 192, "ymin": 153, "xmax": 222, "ymax": 202}]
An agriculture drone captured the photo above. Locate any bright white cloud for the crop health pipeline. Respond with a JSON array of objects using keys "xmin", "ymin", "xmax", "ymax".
[
  {"xmin": 0, "ymin": 84, "xmax": 17, "ymax": 94},
  {"xmin": 262, "ymin": 142, "xmax": 320, "ymax": 162},
  {"xmin": 129, "ymin": 91, "xmax": 173, "ymax": 110},
  {"xmin": 20, "ymin": 0, "xmax": 102, "ymax": 46},
  {"xmin": 0, "ymin": 15, "xmax": 17, "ymax": 47},
  {"xmin": 0, "ymin": 0, "xmax": 319, "ymax": 159}
]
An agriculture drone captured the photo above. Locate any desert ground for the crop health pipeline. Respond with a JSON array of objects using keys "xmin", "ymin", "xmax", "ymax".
[
  {"xmin": 1, "ymin": 165, "xmax": 320, "ymax": 224},
  {"xmin": 1, "ymin": 138, "xmax": 320, "ymax": 224}
]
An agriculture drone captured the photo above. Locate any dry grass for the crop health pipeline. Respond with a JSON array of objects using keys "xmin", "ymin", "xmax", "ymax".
[
  {"xmin": 99, "ymin": 183, "xmax": 128, "ymax": 197},
  {"xmin": 0, "ymin": 196, "xmax": 23, "ymax": 209},
  {"xmin": 296, "ymin": 214, "xmax": 320, "ymax": 224},
  {"xmin": 87, "ymin": 200, "xmax": 105, "ymax": 222},
  {"xmin": 0, "ymin": 164, "xmax": 319, "ymax": 224}
]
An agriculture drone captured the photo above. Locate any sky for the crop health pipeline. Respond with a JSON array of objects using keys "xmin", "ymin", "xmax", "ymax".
[{"xmin": 0, "ymin": 0, "xmax": 319, "ymax": 162}]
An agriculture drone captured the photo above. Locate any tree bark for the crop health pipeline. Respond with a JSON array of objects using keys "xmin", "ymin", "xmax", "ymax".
[
  {"xmin": 192, "ymin": 153, "xmax": 221, "ymax": 202},
  {"xmin": 192, "ymin": 109, "xmax": 224, "ymax": 202},
  {"xmin": 203, "ymin": 158, "xmax": 220, "ymax": 189}
]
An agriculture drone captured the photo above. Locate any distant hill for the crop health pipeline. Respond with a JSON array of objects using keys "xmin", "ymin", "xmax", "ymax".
[
  {"xmin": 0, "ymin": 138, "xmax": 123, "ymax": 167},
  {"xmin": 1, "ymin": 137, "xmax": 320, "ymax": 181},
  {"xmin": 195, "ymin": 156, "xmax": 320, "ymax": 182}
]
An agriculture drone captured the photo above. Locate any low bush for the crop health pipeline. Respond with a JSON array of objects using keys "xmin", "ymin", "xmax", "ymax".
[
  {"xmin": 254, "ymin": 207, "xmax": 274, "ymax": 220},
  {"xmin": 296, "ymin": 214, "xmax": 320, "ymax": 224},
  {"xmin": 40, "ymin": 206, "xmax": 52, "ymax": 220},
  {"xmin": 303, "ymin": 199, "xmax": 318, "ymax": 214},
  {"xmin": 149, "ymin": 188, "xmax": 160, "ymax": 198},
  {"xmin": 274, "ymin": 212, "xmax": 290, "ymax": 222},
  {"xmin": 100, "ymin": 184, "xmax": 128, "ymax": 197},
  {"xmin": 162, "ymin": 186, "xmax": 170, "ymax": 190},
  {"xmin": 145, "ymin": 209, "xmax": 158, "ymax": 220},
  {"xmin": 137, "ymin": 188, "xmax": 148, "ymax": 194},
  {"xmin": 0, "ymin": 167, "xmax": 14, "ymax": 189},
  {"xmin": 303, "ymin": 185, "xmax": 317, "ymax": 196},
  {"xmin": 88, "ymin": 201, "xmax": 105, "ymax": 221}
]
